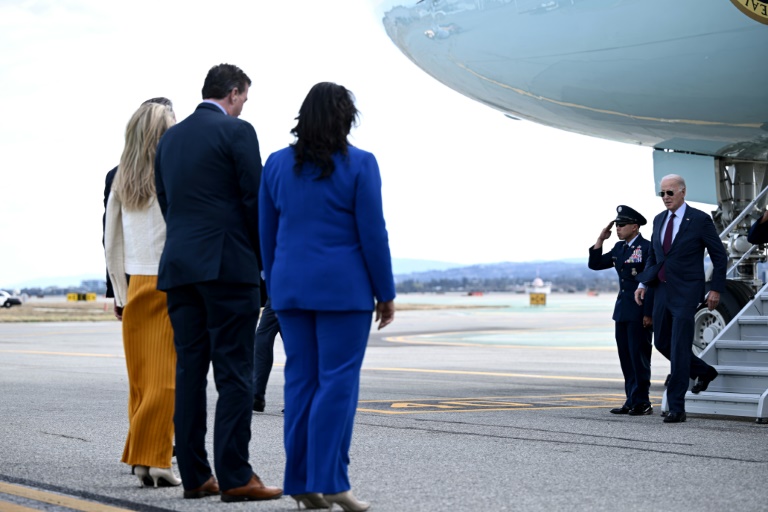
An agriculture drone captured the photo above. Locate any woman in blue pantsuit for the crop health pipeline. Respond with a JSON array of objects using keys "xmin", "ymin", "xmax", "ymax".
[{"xmin": 259, "ymin": 82, "xmax": 396, "ymax": 511}]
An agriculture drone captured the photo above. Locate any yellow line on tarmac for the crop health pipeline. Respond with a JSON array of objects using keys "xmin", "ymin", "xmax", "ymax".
[
  {"xmin": 0, "ymin": 350, "xmax": 123, "ymax": 358},
  {"xmin": 384, "ymin": 334, "xmax": 613, "ymax": 350},
  {"xmin": 358, "ymin": 404, "xmax": 625, "ymax": 415},
  {"xmin": 0, "ymin": 482, "xmax": 133, "ymax": 512},
  {"xmin": 0, "ymin": 498, "xmax": 39, "ymax": 512},
  {"xmin": 362, "ymin": 366, "xmax": 633, "ymax": 383},
  {"xmin": 358, "ymin": 393, "xmax": 626, "ymax": 403}
]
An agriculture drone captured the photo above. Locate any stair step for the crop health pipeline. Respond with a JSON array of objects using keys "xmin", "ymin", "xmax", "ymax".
[
  {"xmin": 716, "ymin": 340, "xmax": 768, "ymax": 350},
  {"xmin": 685, "ymin": 391, "xmax": 761, "ymax": 403},
  {"xmin": 714, "ymin": 365, "xmax": 768, "ymax": 376},
  {"xmin": 738, "ymin": 316, "xmax": 768, "ymax": 324}
]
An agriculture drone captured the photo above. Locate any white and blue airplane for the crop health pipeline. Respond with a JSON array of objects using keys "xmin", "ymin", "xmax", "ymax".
[{"xmin": 378, "ymin": 0, "xmax": 768, "ymax": 420}]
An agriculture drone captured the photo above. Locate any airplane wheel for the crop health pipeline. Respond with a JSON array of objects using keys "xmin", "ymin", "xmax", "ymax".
[{"xmin": 692, "ymin": 281, "xmax": 752, "ymax": 356}]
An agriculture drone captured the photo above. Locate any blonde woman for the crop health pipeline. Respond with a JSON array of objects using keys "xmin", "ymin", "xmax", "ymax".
[{"xmin": 105, "ymin": 102, "xmax": 180, "ymax": 487}]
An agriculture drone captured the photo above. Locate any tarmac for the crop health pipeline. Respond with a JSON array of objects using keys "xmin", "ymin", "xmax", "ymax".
[{"xmin": 0, "ymin": 294, "xmax": 766, "ymax": 511}]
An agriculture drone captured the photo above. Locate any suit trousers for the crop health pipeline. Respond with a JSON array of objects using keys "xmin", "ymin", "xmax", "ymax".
[
  {"xmin": 253, "ymin": 298, "xmax": 281, "ymax": 400},
  {"xmin": 652, "ymin": 283, "xmax": 713, "ymax": 412},
  {"xmin": 166, "ymin": 281, "xmax": 260, "ymax": 492},
  {"xmin": 615, "ymin": 321, "xmax": 652, "ymax": 408},
  {"xmin": 277, "ymin": 309, "xmax": 372, "ymax": 495}
]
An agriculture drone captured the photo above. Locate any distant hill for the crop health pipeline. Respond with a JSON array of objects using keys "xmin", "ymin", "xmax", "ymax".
[
  {"xmin": 394, "ymin": 259, "xmax": 599, "ymax": 283},
  {"xmin": 4, "ymin": 274, "xmax": 105, "ymax": 290},
  {"xmin": 391, "ymin": 258, "xmax": 462, "ymax": 274}
]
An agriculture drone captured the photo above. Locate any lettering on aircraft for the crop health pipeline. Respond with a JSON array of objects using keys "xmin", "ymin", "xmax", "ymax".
[{"xmin": 731, "ymin": 0, "xmax": 768, "ymax": 24}]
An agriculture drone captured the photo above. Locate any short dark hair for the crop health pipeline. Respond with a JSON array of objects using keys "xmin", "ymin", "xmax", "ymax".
[
  {"xmin": 290, "ymin": 82, "xmax": 359, "ymax": 179},
  {"xmin": 201, "ymin": 64, "xmax": 251, "ymax": 100}
]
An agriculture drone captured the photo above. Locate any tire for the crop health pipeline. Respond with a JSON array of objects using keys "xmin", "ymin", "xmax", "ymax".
[
  {"xmin": 2, "ymin": 301, "xmax": 10, "ymax": 308},
  {"xmin": 692, "ymin": 280, "xmax": 752, "ymax": 356}
]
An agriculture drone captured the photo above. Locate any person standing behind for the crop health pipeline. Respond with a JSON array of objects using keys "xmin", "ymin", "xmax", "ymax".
[
  {"xmin": 588, "ymin": 206, "xmax": 654, "ymax": 416},
  {"xmin": 104, "ymin": 102, "xmax": 180, "ymax": 487},
  {"xmin": 747, "ymin": 208, "xmax": 768, "ymax": 244},
  {"xmin": 253, "ymin": 296, "xmax": 281, "ymax": 413},
  {"xmin": 635, "ymin": 174, "xmax": 727, "ymax": 423},
  {"xmin": 154, "ymin": 63, "xmax": 281, "ymax": 502},
  {"xmin": 260, "ymin": 82, "xmax": 396, "ymax": 511}
]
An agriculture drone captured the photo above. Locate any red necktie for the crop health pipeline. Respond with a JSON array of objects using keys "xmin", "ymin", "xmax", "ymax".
[{"xmin": 658, "ymin": 213, "xmax": 675, "ymax": 282}]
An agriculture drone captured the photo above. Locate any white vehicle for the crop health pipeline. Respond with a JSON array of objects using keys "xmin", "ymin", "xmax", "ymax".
[{"xmin": 0, "ymin": 290, "xmax": 22, "ymax": 308}]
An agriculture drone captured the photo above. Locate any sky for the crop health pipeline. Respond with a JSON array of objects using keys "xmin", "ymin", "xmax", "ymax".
[{"xmin": 0, "ymin": 0, "xmax": 703, "ymax": 288}]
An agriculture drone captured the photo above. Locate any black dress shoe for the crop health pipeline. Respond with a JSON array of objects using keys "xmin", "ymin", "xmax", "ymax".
[
  {"xmin": 663, "ymin": 411, "xmax": 687, "ymax": 423},
  {"xmin": 691, "ymin": 367, "xmax": 718, "ymax": 394},
  {"xmin": 628, "ymin": 403, "xmax": 653, "ymax": 416},
  {"xmin": 610, "ymin": 406, "xmax": 631, "ymax": 414},
  {"xmin": 253, "ymin": 397, "xmax": 265, "ymax": 412}
]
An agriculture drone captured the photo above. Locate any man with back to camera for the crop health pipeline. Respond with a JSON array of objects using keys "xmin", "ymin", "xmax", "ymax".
[
  {"xmin": 634, "ymin": 174, "xmax": 727, "ymax": 424},
  {"xmin": 588, "ymin": 205, "xmax": 654, "ymax": 416},
  {"xmin": 154, "ymin": 63, "xmax": 281, "ymax": 501}
]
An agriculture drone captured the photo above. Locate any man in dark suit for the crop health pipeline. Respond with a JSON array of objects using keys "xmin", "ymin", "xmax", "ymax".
[
  {"xmin": 154, "ymin": 64, "xmax": 281, "ymax": 502},
  {"xmin": 635, "ymin": 174, "xmax": 727, "ymax": 423},
  {"xmin": 102, "ymin": 97, "xmax": 174, "ymax": 319},
  {"xmin": 589, "ymin": 205, "xmax": 654, "ymax": 416}
]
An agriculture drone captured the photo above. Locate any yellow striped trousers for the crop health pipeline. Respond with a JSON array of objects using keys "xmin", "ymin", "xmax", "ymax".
[{"xmin": 120, "ymin": 275, "xmax": 176, "ymax": 468}]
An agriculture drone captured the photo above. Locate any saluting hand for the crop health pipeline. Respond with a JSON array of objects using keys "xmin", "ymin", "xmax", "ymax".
[
  {"xmin": 375, "ymin": 300, "xmax": 395, "ymax": 330},
  {"xmin": 594, "ymin": 221, "xmax": 614, "ymax": 249}
]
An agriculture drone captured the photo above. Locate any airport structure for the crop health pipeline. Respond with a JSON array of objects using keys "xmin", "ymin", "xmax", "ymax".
[{"xmin": 381, "ymin": 0, "xmax": 768, "ymax": 421}]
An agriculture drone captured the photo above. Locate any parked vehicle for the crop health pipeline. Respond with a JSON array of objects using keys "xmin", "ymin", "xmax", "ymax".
[{"xmin": 1, "ymin": 290, "xmax": 22, "ymax": 308}]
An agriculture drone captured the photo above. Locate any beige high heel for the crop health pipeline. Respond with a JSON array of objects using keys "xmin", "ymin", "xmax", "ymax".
[
  {"xmin": 148, "ymin": 466, "xmax": 182, "ymax": 487},
  {"xmin": 133, "ymin": 465, "xmax": 150, "ymax": 487},
  {"xmin": 291, "ymin": 493, "xmax": 330, "ymax": 509},
  {"xmin": 324, "ymin": 491, "xmax": 370, "ymax": 511}
]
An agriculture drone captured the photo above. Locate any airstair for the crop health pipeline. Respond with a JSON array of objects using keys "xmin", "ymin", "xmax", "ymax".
[{"xmin": 667, "ymin": 282, "xmax": 768, "ymax": 422}]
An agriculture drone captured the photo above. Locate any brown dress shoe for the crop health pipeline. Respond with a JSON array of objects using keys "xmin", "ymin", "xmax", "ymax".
[
  {"xmin": 183, "ymin": 476, "xmax": 220, "ymax": 499},
  {"xmin": 221, "ymin": 473, "xmax": 282, "ymax": 502}
]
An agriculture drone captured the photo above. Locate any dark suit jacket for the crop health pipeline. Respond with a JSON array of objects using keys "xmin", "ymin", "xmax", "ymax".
[
  {"xmin": 260, "ymin": 146, "xmax": 396, "ymax": 311},
  {"xmin": 639, "ymin": 204, "xmax": 728, "ymax": 308},
  {"xmin": 154, "ymin": 102, "xmax": 263, "ymax": 291},
  {"xmin": 588, "ymin": 235, "xmax": 654, "ymax": 322},
  {"xmin": 102, "ymin": 167, "xmax": 117, "ymax": 298},
  {"xmin": 747, "ymin": 218, "xmax": 768, "ymax": 245}
]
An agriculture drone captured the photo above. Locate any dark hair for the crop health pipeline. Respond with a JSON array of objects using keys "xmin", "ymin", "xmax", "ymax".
[
  {"xmin": 291, "ymin": 82, "xmax": 359, "ymax": 178},
  {"xmin": 201, "ymin": 64, "xmax": 251, "ymax": 100}
]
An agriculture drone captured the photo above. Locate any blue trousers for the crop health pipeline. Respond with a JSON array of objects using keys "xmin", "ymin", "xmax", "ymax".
[
  {"xmin": 277, "ymin": 309, "xmax": 371, "ymax": 495},
  {"xmin": 653, "ymin": 283, "xmax": 713, "ymax": 413},
  {"xmin": 166, "ymin": 282, "xmax": 259, "ymax": 492},
  {"xmin": 253, "ymin": 298, "xmax": 281, "ymax": 400},
  {"xmin": 615, "ymin": 321, "xmax": 652, "ymax": 408}
]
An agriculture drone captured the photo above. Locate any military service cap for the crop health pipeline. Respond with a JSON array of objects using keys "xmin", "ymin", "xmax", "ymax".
[{"xmin": 614, "ymin": 205, "xmax": 647, "ymax": 226}]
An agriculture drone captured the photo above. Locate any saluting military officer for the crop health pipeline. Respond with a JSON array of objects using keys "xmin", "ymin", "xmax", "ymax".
[{"xmin": 588, "ymin": 205, "xmax": 654, "ymax": 416}]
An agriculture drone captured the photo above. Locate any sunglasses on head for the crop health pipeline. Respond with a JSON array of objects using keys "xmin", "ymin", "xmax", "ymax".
[{"xmin": 658, "ymin": 190, "xmax": 675, "ymax": 197}]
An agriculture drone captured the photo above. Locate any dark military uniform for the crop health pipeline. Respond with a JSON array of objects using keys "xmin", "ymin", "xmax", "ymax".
[{"xmin": 588, "ymin": 206, "xmax": 654, "ymax": 412}]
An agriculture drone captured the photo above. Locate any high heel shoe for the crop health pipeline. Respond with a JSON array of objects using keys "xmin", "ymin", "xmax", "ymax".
[
  {"xmin": 324, "ymin": 491, "xmax": 370, "ymax": 511},
  {"xmin": 133, "ymin": 465, "xmax": 152, "ymax": 487},
  {"xmin": 291, "ymin": 493, "xmax": 330, "ymax": 509},
  {"xmin": 148, "ymin": 466, "xmax": 182, "ymax": 487}
]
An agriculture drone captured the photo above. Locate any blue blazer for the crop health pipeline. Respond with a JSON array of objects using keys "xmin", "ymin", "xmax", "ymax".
[
  {"xmin": 259, "ymin": 146, "xmax": 396, "ymax": 311},
  {"xmin": 155, "ymin": 102, "xmax": 263, "ymax": 290},
  {"xmin": 747, "ymin": 218, "xmax": 768, "ymax": 245},
  {"xmin": 638, "ymin": 204, "xmax": 728, "ymax": 308},
  {"xmin": 588, "ymin": 235, "xmax": 654, "ymax": 322}
]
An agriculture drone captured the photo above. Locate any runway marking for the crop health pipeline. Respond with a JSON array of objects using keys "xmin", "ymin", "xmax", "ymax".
[
  {"xmin": 384, "ymin": 327, "xmax": 614, "ymax": 349},
  {"xmin": 0, "ymin": 482, "xmax": 133, "ymax": 512},
  {"xmin": 0, "ymin": 350, "xmax": 122, "ymax": 358},
  {"xmin": 361, "ymin": 366, "xmax": 648, "ymax": 384},
  {"xmin": 358, "ymin": 393, "xmax": 655, "ymax": 415}
]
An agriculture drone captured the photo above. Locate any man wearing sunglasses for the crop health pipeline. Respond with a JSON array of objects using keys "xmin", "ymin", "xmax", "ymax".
[
  {"xmin": 589, "ymin": 205, "xmax": 654, "ymax": 417},
  {"xmin": 634, "ymin": 174, "xmax": 727, "ymax": 423}
]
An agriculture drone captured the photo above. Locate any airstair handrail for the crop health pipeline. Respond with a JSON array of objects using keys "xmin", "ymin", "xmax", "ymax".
[
  {"xmin": 719, "ymin": 185, "xmax": 768, "ymax": 241},
  {"xmin": 727, "ymin": 244, "xmax": 758, "ymax": 277}
]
